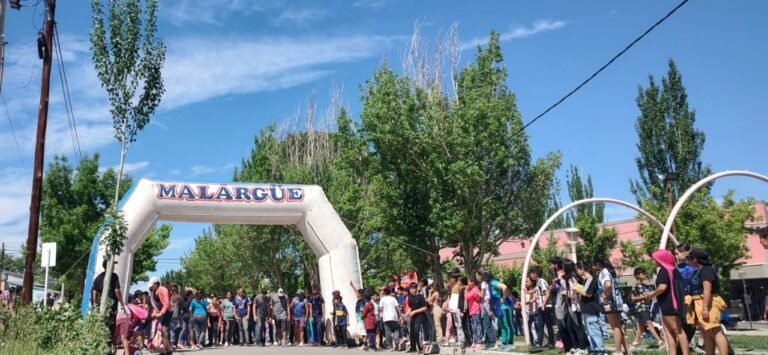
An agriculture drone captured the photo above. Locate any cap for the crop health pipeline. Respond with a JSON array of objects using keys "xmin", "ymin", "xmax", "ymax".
[
  {"xmin": 148, "ymin": 277, "xmax": 161, "ymax": 286},
  {"xmin": 297, "ymin": 289, "xmax": 305, "ymax": 294},
  {"xmin": 688, "ymin": 247, "xmax": 710, "ymax": 260},
  {"xmin": 332, "ymin": 290, "xmax": 341, "ymax": 296},
  {"xmin": 409, "ymin": 282, "xmax": 418, "ymax": 288},
  {"xmin": 277, "ymin": 288, "xmax": 284, "ymax": 295}
]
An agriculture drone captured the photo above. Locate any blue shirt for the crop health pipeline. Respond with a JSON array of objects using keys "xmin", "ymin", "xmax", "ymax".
[
  {"xmin": 190, "ymin": 298, "xmax": 209, "ymax": 315},
  {"xmin": 309, "ymin": 295, "xmax": 325, "ymax": 318},
  {"xmin": 234, "ymin": 295, "xmax": 250, "ymax": 317},
  {"xmin": 677, "ymin": 262, "xmax": 697, "ymax": 294},
  {"xmin": 334, "ymin": 304, "xmax": 348, "ymax": 326}
]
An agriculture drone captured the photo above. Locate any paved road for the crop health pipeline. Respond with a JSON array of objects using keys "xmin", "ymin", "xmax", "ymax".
[{"xmin": 163, "ymin": 344, "xmax": 473, "ymax": 355}]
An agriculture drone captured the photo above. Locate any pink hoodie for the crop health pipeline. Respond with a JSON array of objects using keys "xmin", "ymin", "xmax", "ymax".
[{"xmin": 651, "ymin": 249, "xmax": 678, "ymax": 311}]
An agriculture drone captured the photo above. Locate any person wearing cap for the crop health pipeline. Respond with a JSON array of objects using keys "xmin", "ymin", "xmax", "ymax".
[
  {"xmin": 290, "ymin": 289, "xmax": 310, "ymax": 346},
  {"xmin": 253, "ymin": 289, "xmax": 271, "ymax": 346},
  {"xmin": 149, "ymin": 277, "xmax": 172, "ymax": 355},
  {"xmin": 630, "ymin": 267, "xmax": 665, "ymax": 349},
  {"xmin": 685, "ymin": 248, "xmax": 730, "ymax": 355},
  {"xmin": 271, "ymin": 288, "xmax": 290, "ymax": 346}
]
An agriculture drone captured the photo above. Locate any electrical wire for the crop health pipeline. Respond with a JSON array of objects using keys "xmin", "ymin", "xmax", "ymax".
[
  {"xmin": 448, "ymin": 0, "xmax": 690, "ymax": 179},
  {"xmin": 1, "ymin": 94, "xmax": 26, "ymax": 169},
  {"xmin": 52, "ymin": 23, "xmax": 83, "ymax": 166}
]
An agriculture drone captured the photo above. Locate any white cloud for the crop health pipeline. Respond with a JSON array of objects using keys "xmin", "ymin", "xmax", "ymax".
[
  {"xmin": 189, "ymin": 163, "xmax": 236, "ymax": 177},
  {"xmin": 353, "ymin": 0, "xmax": 388, "ymax": 9},
  {"xmin": 115, "ymin": 161, "xmax": 151, "ymax": 175},
  {"xmin": 161, "ymin": 0, "xmax": 274, "ymax": 27},
  {"xmin": 0, "ymin": 167, "xmax": 33, "ymax": 250},
  {"xmin": 161, "ymin": 34, "xmax": 393, "ymax": 109},
  {"xmin": 461, "ymin": 19, "xmax": 568, "ymax": 50},
  {"xmin": 272, "ymin": 8, "xmax": 327, "ymax": 26}
]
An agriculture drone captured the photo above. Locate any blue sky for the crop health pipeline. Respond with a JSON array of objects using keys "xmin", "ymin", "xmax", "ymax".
[{"xmin": 1, "ymin": 1, "xmax": 766, "ymax": 284}]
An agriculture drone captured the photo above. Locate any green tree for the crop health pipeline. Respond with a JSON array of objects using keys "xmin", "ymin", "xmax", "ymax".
[
  {"xmin": 565, "ymin": 166, "xmax": 617, "ymax": 262},
  {"xmin": 361, "ymin": 32, "xmax": 560, "ymax": 284},
  {"xmin": 622, "ymin": 60, "xmax": 755, "ymax": 286},
  {"xmin": 39, "ymin": 155, "xmax": 169, "ymax": 301},
  {"xmin": 40, "ymin": 155, "xmax": 128, "ymax": 303},
  {"xmin": 130, "ymin": 224, "xmax": 171, "ymax": 283},
  {"xmin": 90, "ymin": 0, "xmax": 166, "ymax": 312}
]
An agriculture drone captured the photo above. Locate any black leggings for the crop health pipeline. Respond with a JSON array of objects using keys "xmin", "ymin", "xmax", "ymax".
[{"xmin": 209, "ymin": 316, "xmax": 220, "ymax": 344}]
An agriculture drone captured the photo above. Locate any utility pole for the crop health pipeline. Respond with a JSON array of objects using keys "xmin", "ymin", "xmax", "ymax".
[
  {"xmin": 0, "ymin": 0, "xmax": 7, "ymax": 94},
  {"xmin": 22, "ymin": 0, "xmax": 56, "ymax": 304},
  {"xmin": 0, "ymin": 243, "xmax": 5, "ymax": 290}
]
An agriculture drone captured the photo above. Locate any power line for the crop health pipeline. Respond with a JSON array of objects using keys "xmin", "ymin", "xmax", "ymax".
[
  {"xmin": 450, "ymin": 0, "xmax": 690, "ymax": 178},
  {"xmin": 52, "ymin": 23, "xmax": 82, "ymax": 166},
  {"xmin": 1, "ymin": 94, "xmax": 26, "ymax": 169}
]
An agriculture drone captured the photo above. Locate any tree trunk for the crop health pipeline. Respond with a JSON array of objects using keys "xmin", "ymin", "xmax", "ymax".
[{"xmin": 100, "ymin": 124, "xmax": 128, "ymax": 314}]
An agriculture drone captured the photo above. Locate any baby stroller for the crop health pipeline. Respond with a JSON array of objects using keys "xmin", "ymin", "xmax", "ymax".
[{"xmin": 115, "ymin": 304, "xmax": 149, "ymax": 355}]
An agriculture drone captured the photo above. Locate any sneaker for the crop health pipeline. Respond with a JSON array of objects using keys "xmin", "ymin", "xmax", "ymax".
[
  {"xmin": 299, "ymin": 342, "xmax": 304, "ymax": 347},
  {"xmin": 504, "ymin": 344, "xmax": 516, "ymax": 351}
]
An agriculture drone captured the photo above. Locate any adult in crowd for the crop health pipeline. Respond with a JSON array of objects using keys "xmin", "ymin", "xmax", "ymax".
[
  {"xmin": 686, "ymin": 248, "xmax": 731, "ymax": 355},
  {"xmin": 189, "ymin": 289, "xmax": 209, "ymax": 349},
  {"xmin": 253, "ymin": 289, "xmax": 271, "ymax": 346},
  {"xmin": 631, "ymin": 267, "xmax": 665, "ymax": 349},
  {"xmin": 407, "ymin": 281, "xmax": 430, "ymax": 353},
  {"xmin": 572, "ymin": 261, "xmax": 602, "ymax": 355},
  {"xmin": 271, "ymin": 288, "xmax": 290, "ymax": 346},
  {"xmin": 221, "ymin": 291, "xmax": 235, "ymax": 346},
  {"xmin": 149, "ymin": 277, "xmax": 172, "ymax": 355},
  {"xmin": 529, "ymin": 267, "xmax": 554, "ymax": 349},
  {"xmin": 476, "ymin": 270, "xmax": 498, "ymax": 350},
  {"xmin": 207, "ymin": 294, "xmax": 222, "ymax": 347},
  {"xmin": 92, "ymin": 259, "xmax": 126, "ymax": 350},
  {"xmin": 593, "ymin": 256, "xmax": 628, "ymax": 355},
  {"xmin": 291, "ymin": 289, "xmax": 309, "ymax": 346},
  {"xmin": 447, "ymin": 269, "xmax": 466, "ymax": 349},
  {"xmin": 527, "ymin": 268, "xmax": 547, "ymax": 352},
  {"xmin": 380, "ymin": 286, "xmax": 401, "ymax": 351},
  {"xmin": 233, "ymin": 287, "xmax": 251, "ymax": 346},
  {"xmin": 641, "ymin": 249, "xmax": 689, "ymax": 355}
]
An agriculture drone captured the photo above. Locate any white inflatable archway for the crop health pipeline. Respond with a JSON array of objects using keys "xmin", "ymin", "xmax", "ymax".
[
  {"xmin": 81, "ymin": 179, "xmax": 363, "ymax": 335},
  {"xmin": 659, "ymin": 170, "xmax": 768, "ymax": 249},
  {"xmin": 519, "ymin": 197, "xmax": 675, "ymax": 346}
]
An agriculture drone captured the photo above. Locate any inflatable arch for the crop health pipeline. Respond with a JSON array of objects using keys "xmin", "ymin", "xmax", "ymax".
[
  {"xmin": 81, "ymin": 179, "xmax": 364, "ymax": 335},
  {"xmin": 660, "ymin": 170, "xmax": 768, "ymax": 249},
  {"xmin": 519, "ymin": 197, "xmax": 675, "ymax": 346}
]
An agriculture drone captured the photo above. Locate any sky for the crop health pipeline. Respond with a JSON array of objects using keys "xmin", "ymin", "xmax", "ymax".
[{"xmin": 1, "ymin": 0, "xmax": 766, "ymax": 287}]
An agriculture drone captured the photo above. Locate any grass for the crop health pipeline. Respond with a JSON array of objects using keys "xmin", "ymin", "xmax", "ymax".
[{"xmin": 497, "ymin": 330, "xmax": 768, "ymax": 354}]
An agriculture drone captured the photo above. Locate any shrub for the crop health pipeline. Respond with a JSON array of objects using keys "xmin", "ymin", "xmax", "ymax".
[{"xmin": 0, "ymin": 303, "xmax": 109, "ymax": 354}]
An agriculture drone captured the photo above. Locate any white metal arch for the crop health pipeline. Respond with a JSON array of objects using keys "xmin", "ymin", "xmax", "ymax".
[
  {"xmin": 659, "ymin": 170, "xmax": 768, "ymax": 249},
  {"xmin": 520, "ymin": 197, "xmax": 674, "ymax": 346}
]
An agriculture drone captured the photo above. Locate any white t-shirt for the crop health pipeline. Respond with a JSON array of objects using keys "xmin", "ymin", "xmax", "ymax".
[
  {"xmin": 598, "ymin": 269, "xmax": 611, "ymax": 291},
  {"xmin": 481, "ymin": 281, "xmax": 490, "ymax": 303},
  {"xmin": 380, "ymin": 295, "xmax": 399, "ymax": 322}
]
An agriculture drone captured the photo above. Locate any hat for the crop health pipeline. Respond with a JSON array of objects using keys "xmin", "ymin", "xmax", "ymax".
[
  {"xmin": 277, "ymin": 288, "xmax": 284, "ymax": 295},
  {"xmin": 148, "ymin": 277, "xmax": 161, "ymax": 286},
  {"xmin": 297, "ymin": 289, "xmax": 305, "ymax": 295},
  {"xmin": 332, "ymin": 290, "xmax": 341, "ymax": 296},
  {"xmin": 688, "ymin": 247, "xmax": 711, "ymax": 263}
]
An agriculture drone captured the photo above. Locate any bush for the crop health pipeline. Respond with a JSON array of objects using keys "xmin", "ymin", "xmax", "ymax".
[{"xmin": 0, "ymin": 303, "xmax": 109, "ymax": 354}]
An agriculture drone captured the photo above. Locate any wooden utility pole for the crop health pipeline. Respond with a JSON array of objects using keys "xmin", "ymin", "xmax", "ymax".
[{"xmin": 22, "ymin": 0, "xmax": 56, "ymax": 304}]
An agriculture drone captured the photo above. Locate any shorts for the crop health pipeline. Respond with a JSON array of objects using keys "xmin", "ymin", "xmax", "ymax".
[
  {"xmin": 276, "ymin": 318, "xmax": 289, "ymax": 332},
  {"xmin": 294, "ymin": 318, "xmax": 306, "ymax": 328},
  {"xmin": 685, "ymin": 295, "xmax": 726, "ymax": 331},
  {"xmin": 116, "ymin": 319, "xmax": 130, "ymax": 338},
  {"xmin": 357, "ymin": 322, "xmax": 366, "ymax": 336},
  {"xmin": 637, "ymin": 311, "xmax": 652, "ymax": 324}
]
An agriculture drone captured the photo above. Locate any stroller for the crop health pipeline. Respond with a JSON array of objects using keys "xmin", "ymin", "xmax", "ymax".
[{"xmin": 115, "ymin": 304, "xmax": 149, "ymax": 355}]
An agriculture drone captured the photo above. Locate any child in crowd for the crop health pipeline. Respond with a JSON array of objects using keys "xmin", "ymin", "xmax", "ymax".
[{"xmin": 333, "ymin": 297, "xmax": 349, "ymax": 348}]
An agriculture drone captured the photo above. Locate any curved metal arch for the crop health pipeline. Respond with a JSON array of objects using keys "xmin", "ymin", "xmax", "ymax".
[
  {"xmin": 659, "ymin": 170, "xmax": 768, "ymax": 249},
  {"xmin": 520, "ymin": 197, "xmax": 674, "ymax": 346}
]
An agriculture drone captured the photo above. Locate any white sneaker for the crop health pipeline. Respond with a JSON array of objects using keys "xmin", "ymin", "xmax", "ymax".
[{"xmin": 299, "ymin": 342, "xmax": 304, "ymax": 346}]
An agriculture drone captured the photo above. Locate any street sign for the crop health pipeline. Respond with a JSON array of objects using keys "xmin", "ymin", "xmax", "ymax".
[{"xmin": 41, "ymin": 242, "xmax": 56, "ymax": 267}]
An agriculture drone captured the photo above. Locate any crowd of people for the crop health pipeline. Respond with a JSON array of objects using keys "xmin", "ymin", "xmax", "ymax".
[
  {"xmin": 520, "ymin": 244, "xmax": 735, "ymax": 355},
  {"xmin": 85, "ymin": 239, "xmax": 754, "ymax": 355}
]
